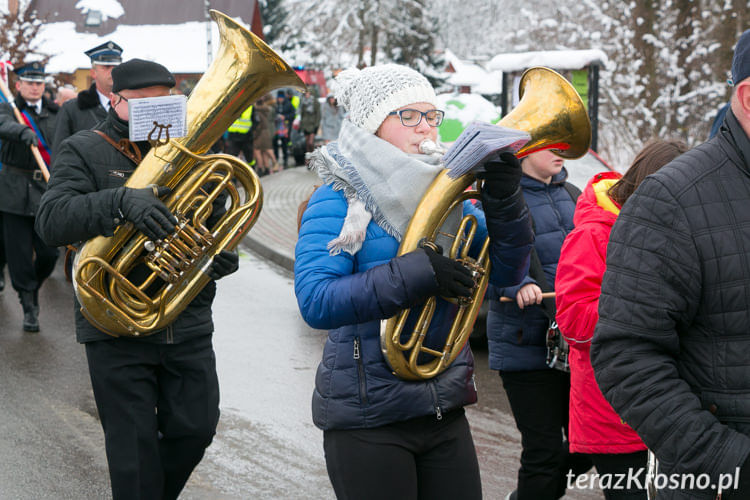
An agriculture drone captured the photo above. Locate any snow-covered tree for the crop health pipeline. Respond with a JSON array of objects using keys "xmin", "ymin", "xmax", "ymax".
[
  {"xmin": 259, "ymin": 0, "xmax": 290, "ymax": 48},
  {"xmin": 383, "ymin": 0, "xmax": 445, "ymax": 87},
  {"xmin": 278, "ymin": 0, "xmax": 438, "ymax": 71},
  {"xmin": 0, "ymin": 0, "xmax": 49, "ymax": 69}
]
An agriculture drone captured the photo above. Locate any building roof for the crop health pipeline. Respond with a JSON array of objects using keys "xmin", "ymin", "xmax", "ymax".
[
  {"xmin": 443, "ymin": 49, "xmax": 502, "ymax": 95},
  {"xmin": 33, "ymin": 0, "xmax": 259, "ymax": 35},
  {"xmin": 487, "ymin": 49, "xmax": 607, "ymax": 72},
  {"xmin": 28, "ymin": 0, "xmax": 263, "ymax": 75}
]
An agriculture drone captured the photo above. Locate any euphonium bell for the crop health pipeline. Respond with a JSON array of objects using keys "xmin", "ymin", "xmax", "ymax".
[
  {"xmin": 380, "ymin": 67, "xmax": 591, "ymax": 380},
  {"xmin": 73, "ymin": 10, "xmax": 305, "ymax": 336}
]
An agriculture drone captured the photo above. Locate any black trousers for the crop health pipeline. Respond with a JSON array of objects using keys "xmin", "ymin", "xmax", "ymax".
[
  {"xmin": 85, "ymin": 335, "xmax": 220, "ymax": 500},
  {"xmin": 589, "ymin": 451, "xmax": 648, "ymax": 499},
  {"xmin": 500, "ymin": 369, "xmax": 593, "ymax": 500},
  {"xmin": 224, "ymin": 133, "xmax": 254, "ymax": 164},
  {"xmin": 273, "ymin": 133, "xmax": 289, "ymax": 164},
  {"xmin": 323, "ymin": 409, "xmax": 482, "ymax": 500},
  {"xmin": 2, "ymin": 211, "xmax": 58, "ymax": 293},
  {"xmin": 0, "ymin": 212, "xmax": 5, "ymax": 269}
]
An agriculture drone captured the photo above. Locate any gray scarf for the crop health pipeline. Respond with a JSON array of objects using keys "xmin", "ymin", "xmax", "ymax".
[{"xmin": 307, "ymin": 120, "xmax": 457, "ymax": 256}]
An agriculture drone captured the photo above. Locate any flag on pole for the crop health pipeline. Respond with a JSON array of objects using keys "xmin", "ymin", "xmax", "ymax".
[{"xmin": 0, "ymin": 61, "xmax": 13, "ymax": 103}]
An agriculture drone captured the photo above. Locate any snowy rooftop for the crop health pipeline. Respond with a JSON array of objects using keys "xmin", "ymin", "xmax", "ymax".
[
  {"xmin": 488, "ymin": 49, "xmax": 607, "ymax": 72},
  {"xmin": 443, "ymin": 49, "xmax": 502, "ymax": 95},
  {"xmin": 36, "ymin": 20, "xmax": 232, "ymax": 74}
]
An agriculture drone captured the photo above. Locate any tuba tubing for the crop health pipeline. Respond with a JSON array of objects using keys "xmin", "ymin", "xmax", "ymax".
[
  {"xmin": 380, "ymin": 67, "xmax": 592, "ymax": 380},
  {"xmin": 73, "ymin": 10, "xmax": 305, "ymax": 337}
]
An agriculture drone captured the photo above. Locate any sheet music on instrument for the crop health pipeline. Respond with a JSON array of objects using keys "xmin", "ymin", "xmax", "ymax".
[
  {"xmin": 128, "ymin": 95, "xmax": 187, "ymax": 142},
  {"xmin": 444, "ymin": 122, "xmax": 530, "ymax": 178}
]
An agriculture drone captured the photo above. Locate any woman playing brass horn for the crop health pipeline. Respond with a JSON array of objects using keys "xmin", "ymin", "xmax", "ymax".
[{"xmin": 295, "ymin": 63, "xmax": 533, "ymax": 499}]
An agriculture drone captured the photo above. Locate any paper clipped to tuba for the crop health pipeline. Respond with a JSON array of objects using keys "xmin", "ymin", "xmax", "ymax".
[
  {"xmin": 444, "ymin": 121, "xmax": 530, "ymax": 179},
  {"xmin": 127, "ymin": 94, "xmax": 188, "ymax": 143}
]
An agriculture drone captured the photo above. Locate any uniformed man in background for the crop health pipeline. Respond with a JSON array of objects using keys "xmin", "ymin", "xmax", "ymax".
[{"xmin": 53, "ymin": 41, "xmax": 123, "ymax": 151}]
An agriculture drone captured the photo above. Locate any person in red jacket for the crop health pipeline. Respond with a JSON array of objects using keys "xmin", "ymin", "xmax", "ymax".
[{"xmin": 555, "ymin": 139, "xmax": 687, "ymax": 499}]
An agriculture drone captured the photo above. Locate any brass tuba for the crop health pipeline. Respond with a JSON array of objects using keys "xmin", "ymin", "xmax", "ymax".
[
  {"xmin": 73, "ymin": 10, "xmax": 305, "ymax": 337},
  {"xmin": 380, "ymin": 67, "xmax": 592, "ymax": 380}
]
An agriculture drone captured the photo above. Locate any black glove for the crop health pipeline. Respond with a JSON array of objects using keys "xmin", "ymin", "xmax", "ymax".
[
  {"xmin": 117, "ymin": 186, "xmax": 177, "ymax": 241},
  {"xmin": 479, "ymin": 151, "xmax": 522, "ymax": 199},
  {"xmin": 20, "ymin": 127, "xmax": 38, "ymax": 146},
  {"xmin": 208, "ymin": 250, "xmax": 239, "ymax": 280},
  {"xmin": 422, "ymin": 245, "xmax": 475, "ymax": 298}
]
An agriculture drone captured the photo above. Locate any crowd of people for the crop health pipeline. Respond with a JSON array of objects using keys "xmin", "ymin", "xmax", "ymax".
[{"xmin": 0, "ymin": 25, "xmax": 749, "ymax": 500}]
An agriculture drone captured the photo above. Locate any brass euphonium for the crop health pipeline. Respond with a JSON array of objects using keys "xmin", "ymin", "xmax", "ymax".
[
  {"xmin": 73, "ymin": 10, "xmax": 305, "ymax": 336},
  {"xmin": 380, "ymin": 67, "xmax": 592, "ymax": 380}
]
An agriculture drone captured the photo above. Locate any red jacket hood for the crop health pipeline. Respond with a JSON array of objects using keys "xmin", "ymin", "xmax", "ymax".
[{"xmin": 573, "ymin": 170, "xmax": 623, "ymax": 229}]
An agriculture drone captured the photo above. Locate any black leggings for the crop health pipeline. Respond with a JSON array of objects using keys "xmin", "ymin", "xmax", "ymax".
[{"xmin": 323, "ymin": 409, "xmax": 482, "ymax": 500}]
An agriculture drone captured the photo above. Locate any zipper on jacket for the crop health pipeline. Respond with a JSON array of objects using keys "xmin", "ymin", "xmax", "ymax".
[
  {"xmin": 429, "ymin": 381, "xmax": 443, "ymax": 420},
  {"xmin": 353, "ymin": 337, "xmax": 368, "ymax": 405},
  {"xmin": 166, "ymin": 325, "xmax": 174, "ymax": 344}
]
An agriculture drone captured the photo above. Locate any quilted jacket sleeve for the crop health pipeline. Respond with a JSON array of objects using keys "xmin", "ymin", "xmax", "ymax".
[
  {"xmin": 481, "ymin": 187, "xmax": 533, "ymax": 288},
  {"xmin": 295, "ymin": 188, "xmax": 439, "ymax": 330},
  {"xmin": 35, "ymin": 139, "xmax": 122, "ymax": 246},
  {"xmin": 555, "ymin": 224, "xmax": 607, "ymax": 342},
  {"xmin": 591, "ymin": 176, "xmax": 750, "ymax": 479}
]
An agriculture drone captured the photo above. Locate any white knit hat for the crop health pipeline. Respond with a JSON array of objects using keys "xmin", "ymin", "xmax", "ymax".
[{"xmin": 334, "ymin": 64, "xmax": 437, "ymax": 134}]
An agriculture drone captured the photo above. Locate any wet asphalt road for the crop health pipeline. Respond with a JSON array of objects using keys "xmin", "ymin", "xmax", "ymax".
[{"xmin": 0, "ymin": 250, "xmax": 602, "ymax": 499}]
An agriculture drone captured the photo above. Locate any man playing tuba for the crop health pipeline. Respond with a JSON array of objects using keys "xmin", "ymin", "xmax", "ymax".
[{"xmin": 35, "ymin": 59, "xmax": 238, "ymax": 500}]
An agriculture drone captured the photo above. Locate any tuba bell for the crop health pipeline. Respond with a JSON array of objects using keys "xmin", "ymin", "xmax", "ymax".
[
  {"xmin": 73, "ymin": 10, "xmax": 305, "ymax": 337},
  {"xmin": 380, "ymin": 67, "xmax": 592, "ymax": 380}
]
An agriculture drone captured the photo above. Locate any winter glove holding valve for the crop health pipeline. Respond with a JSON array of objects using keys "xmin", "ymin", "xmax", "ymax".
[
  {"xmin": 478, "ymin": 151, "xmax": 522, "ymax": 199},
  {"xmin": 208, "ymin": 250, "xmax": 239, "ymax": 280},
  {"xmin": 117, "ymin": 185, "xmax": 177, "ymax": 241},
  {"xmin": 20, "ymin": 127, "xmax": 39, "ymax": 146},
  {"xmin": 422, "ymin": 245, "xmax": 475, "ymax": 298}
]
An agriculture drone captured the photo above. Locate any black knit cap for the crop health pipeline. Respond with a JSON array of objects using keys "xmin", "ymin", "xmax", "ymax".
[
  {"xmin": 111, "ymin": 58, "xmax": 176, "ymax": 93},
  {"xmin": 732, "ymin": 29, "xmax": 750, "ymax": 87}
]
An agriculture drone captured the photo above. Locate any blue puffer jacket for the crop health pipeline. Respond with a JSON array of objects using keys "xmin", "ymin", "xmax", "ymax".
[
  {"xmin": 487, "ymin": 169, "xmax": 576, "ymax": 371},
  {"xmin": 296, "ymin": 184, "xmax": 532, "ymax": 430}
]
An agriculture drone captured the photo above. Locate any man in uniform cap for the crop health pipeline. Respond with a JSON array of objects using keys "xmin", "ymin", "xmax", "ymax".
[
  {"xmin": 0, "ymin": 61, "xmax": 59, "ymax": 332},
  {"xmin": 36, "ymin": 58, "xmax": 238, "ymax": 499},
  {"xmin": 52, "ymin": 41, "xmax": 122, "ymax": 152},
  {"xmin": 591, "ymin": 29, "xmax": 750, "ymax": 499}
]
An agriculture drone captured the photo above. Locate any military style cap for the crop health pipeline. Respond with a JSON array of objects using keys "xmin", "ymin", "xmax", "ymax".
[
  {"xmin": 85, "ymin": 41, "xmax": 123, "ymax": 66},
  {"xmin": 14, "ymin": 62, "xmax": 46, "ymax": 82},
  {"xmin": 112, "ymin": 58, "xmax": 176, "ymax": 93}
]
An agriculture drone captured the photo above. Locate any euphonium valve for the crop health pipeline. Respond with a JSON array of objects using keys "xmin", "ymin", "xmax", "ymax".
[
  {"xmin": 72, "ymin": 11, "xmax": 305, "ymax": 337},
  {"xmin": 380, "ymin": 67, "xmax": 591, "ymax": 380}
]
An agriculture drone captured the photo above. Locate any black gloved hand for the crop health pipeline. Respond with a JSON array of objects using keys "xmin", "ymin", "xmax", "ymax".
[
  {"xmin": 118, "ymin": 186, "xmax": 177, "ymax": 241},
  {"xmin": 422, "ymin": 245, "xmax": 475, "ymax": 298},
  {"xmin": 208, "ymin": 250, "xmax": 239, "ymax": 280},
  {"xmin": 20, "ymin": 127, "xmax": 38, "ymax": 146},
  {"xmin": 478, "ymin": 151, "xmax": 522, "ymax": 199}
]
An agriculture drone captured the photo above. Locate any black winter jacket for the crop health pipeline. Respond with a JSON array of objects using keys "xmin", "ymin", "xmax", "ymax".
[
  {"xmin": 0, "ymin": 94, "xmax": 58, "ymax": 215},
  {"xmin": 36, "ymin": 109, "xmax": 217, "ymax": 344},
  {"xmin": 591, "ymin": 110, "xmax": 750, "ymax": 499},
  {"xmin": 52, "ymin": 83, "xmax": 107, "ymax": 153}
]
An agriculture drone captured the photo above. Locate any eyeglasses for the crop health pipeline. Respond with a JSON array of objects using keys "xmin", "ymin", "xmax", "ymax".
[
  {"xmin": 387, "ymin": 108, "xmax": 444, "ymax": 127},
  {"xmin": 114, "ymin": 93, "xmax": 128, "ymax": 106}
]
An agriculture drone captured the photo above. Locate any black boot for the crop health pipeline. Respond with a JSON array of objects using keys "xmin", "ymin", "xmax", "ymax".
[{"xmin": 19, "ymin": 290, "xmax": 39, "ymax": 332}]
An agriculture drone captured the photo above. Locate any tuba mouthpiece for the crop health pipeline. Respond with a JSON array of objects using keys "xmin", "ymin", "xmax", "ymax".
[{"xmin": 418, "ymin": 139, "xmax": 446, "ymax": 156}]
